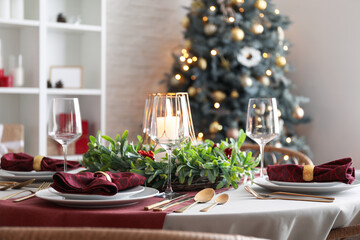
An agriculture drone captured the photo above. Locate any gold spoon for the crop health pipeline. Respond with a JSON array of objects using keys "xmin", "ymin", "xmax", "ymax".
[
  {"xmin": 200, "ymin": 193, "xmax": 229, "ymax": 212},
  {"xmin": 0, "ymin": 179, "xmax": 35, "ymax": 191},
  {"xmin": 174, "ymin": 188, "xmax": 215, "ymax": 213}
]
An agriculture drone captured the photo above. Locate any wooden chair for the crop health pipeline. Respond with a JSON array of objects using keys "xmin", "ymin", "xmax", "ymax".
[
  {"xmin": 0, "ymin": 227, "xmax": 266, "ymax": 240},
  {"xmin": 240, "ymin": 144, "xmax": 313, "ymax": 166}
]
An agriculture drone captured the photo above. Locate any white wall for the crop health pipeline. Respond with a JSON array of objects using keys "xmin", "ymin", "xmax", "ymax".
[{"xmin": 274, "ymin": 0, "xmax": 360, "ymax": 167}]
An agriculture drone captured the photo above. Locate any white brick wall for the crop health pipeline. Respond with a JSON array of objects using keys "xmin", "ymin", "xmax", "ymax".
[{"xmin": 106, "ymin": 0, "xmax": 191, "ymax": 140}]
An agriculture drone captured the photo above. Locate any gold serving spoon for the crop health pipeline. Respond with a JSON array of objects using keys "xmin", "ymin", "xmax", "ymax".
[
  {"xmin": 0, "ymin": 179, "xmax": 35, "ymax": 191},
  {"xmin": 200, "ymin": 193, "xmax": 229, "ymax": 212},
  {"xmin": 174, "ymin": 188, "xmax": 215, "ymax": 213}
]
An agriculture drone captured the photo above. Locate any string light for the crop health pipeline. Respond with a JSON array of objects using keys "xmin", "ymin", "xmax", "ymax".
[
  {"xmin": 184, "ymin": 53, "xmax": 189, "ymax": 58},
  {"xmin": 197, "ymin": 132, "xmax": 204, "ymax": 141},
  {"xmin": 181, "ymin": 49, "xmax": 187, "ymax": 54},
  {"xmin": 214, "ymin": 102, "xmax": 220, "ymax": 109},
  {"xmin": 179, "ymin": 56, "xmax": 186, "ymax": 62},
  {"xmin": 192, "ymin": 56, "xmax": 198, "ymax": 62},
  {"xmin": 265, "ymin": 69, "xmax": 272, "ymax": 76},
  {"xmin": 210, "ymin": 49, "xmax": 218, "ymax": 56},
  {"xmin": 259, "ymin": 13, "xmax": 264, "ymax": 18},
  {"xmin": 202, "ymin": 16, "xmax": 208, "ymax": 22},
  {"xmin": 175, "ymin": 74, "xmax": 181, "ymax": 80},
  {"xmin": 275, "ymin": 9, "xmax": 280, "ymax": 14},
  {"xmin": 228, "ymin": 16, "xmax": 235, "ymax": 22},
  {"xmin": 283, "ymin": 155, "xmax": 289, "ymax": 161},
  {"xmin": 187, "ymin": 58, "xmax": 193, "ymax": 64},
  {"xmin": 209, "ymin": 6, "xmax": 216, "ymax": 11},
  {"xmin": 239, "ymin": 8, "xmax": 244, "ymax": 13},
  {"xmin": 183, "ymin": 65, "xmax": 189, "ymax": 71},
  {"xmin": 191, "ymin": 75, "xmax": 196, "ymax": 80},
  {"xmin": 277, "ymin": 109, "xmax": 282, "ymax": 117},
  {"xmin": 218, "ymin": 124, "xmax": 223, "ymax": 131},
  {"xmin": 286, "ymin": 137, "xmax": 292, "ymax": 143},
  {"xmin": 283, "ymin": 45, "xmax": 289, "ymax": 51},
  {"xmin": 262, "ymin": 52, "xmax": 269, "ymax": 58}
]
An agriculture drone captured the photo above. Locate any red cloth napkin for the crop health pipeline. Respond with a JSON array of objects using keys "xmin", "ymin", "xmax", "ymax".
[
  {"xmin": 267, "ymin": 158, "xmax": 355, "ymax": 184},
  {"xmin": 51, "ymin": 171, "xmax": 146, "ymax": 196},
  {"xmin": 0, "ymin": 153, "xmax": 82, "ymax": 171}
]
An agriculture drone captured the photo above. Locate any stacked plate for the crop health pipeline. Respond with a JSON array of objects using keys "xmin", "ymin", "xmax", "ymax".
[
  {"xmin": 36, "ymin": 186, "xmax": 159, "ymax": 208},
  {"xmin": 0, "ymin": 168, "xmax": 84, "ymax": 181},
  {"xmin": 254, "ymin": 176, "xmax": 360, "ymax": 193}
]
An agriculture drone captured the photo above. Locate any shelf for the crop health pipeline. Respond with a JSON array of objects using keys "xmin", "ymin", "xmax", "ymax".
[
  {"xmin": 46, "ymin": 88, "xmax": 102, "ymax": 96},
  {"xmin": 0, "ymin": 19, "xmax": 39, "ymax": 28},
  {"xmin": 0, "ymin": 87, "xmax": 39, "ymax": 94},
  {"xmin": 47, "ymin": 22, "xmax": 101, "ymax": 33}
]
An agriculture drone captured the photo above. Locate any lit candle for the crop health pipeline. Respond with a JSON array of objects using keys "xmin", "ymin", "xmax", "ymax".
[{"xmin": 157, "ymin": 116, "xmax": 179, "ymax": 140}]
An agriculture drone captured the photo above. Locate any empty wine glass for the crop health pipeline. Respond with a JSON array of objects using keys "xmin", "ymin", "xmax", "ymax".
[
  {"xmin": 148, "ymin": 93, "xmax": 192, "ymax": 198},
  {"xmin": 48, "ymin": 98, "xmax": 82, "ymax": 172},
  {"xmin": 246, "ymin": 98, "xmax": 280, "ymax": 177}
]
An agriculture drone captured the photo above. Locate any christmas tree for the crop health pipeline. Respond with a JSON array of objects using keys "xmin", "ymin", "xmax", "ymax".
[{"xmin": 166, "ymin": 0, "xmax": 311, "ymax": 160}]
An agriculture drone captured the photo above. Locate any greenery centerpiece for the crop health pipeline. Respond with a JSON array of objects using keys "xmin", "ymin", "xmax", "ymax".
[{"xmin": 82, "ymin": 129, "xmax": 259, "ymax": 190}]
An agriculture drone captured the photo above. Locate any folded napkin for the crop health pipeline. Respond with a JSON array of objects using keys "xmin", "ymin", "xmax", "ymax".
[
  {"xmin": 0, "ymin": 153, "xmax": 82, "ymax": 171},
  {"xmin": 267, "ymin": 158, "xmax": 355, "ymax": 184},
  {"xmin": 51, "ymin": 171, "xmax": 146, "ymax": 196}
]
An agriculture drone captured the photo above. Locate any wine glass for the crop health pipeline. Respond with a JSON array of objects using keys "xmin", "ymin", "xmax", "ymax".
[
  {"xmin": 148, "ymin": 93, "xmax": 192, "ymax": 198},
  {"xmin": 48, "ymin": 98, "xmax": 82, "ymax": 172},
  {"xmin": 246, "ymin": 98, "xmax": 280, "ymax": 177}
]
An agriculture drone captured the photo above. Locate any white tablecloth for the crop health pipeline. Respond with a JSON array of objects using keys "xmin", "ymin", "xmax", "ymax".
[{"xmin": 163, "ymin": 180, "xmax": 360, "ymax": 240}]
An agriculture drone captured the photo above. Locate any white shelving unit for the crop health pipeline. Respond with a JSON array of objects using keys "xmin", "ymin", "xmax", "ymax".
[{"xmin": 0, "ymin": 0, "xmax": 106, "ymax": 157}]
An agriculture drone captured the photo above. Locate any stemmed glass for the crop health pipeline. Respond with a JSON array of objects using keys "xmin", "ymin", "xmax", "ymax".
[
  {"xmin": 148, "ymin": 93, "xmax": 192, "ymax": 198},
  {"xmin": 246, "ymin": 98, "xmax": 280, "ymax": 177},
  {"xmin": 48, "ymin": 98, "xmax": 82, "ymax": 172}
]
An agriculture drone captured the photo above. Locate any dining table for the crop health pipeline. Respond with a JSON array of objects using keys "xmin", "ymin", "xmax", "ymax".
[{"xmin": 1, "ymin": 170, "xmax": 360, "ymax": 240}]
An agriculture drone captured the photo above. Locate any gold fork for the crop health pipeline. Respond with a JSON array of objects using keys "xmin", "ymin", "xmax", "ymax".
[
  {"xmin": 0, "ymin": 182, "xmax": 51, "ymax": 201},
  {"xmin": 13, "ymin": 182, "xmax": 52, "ymax": 202},
  {"xmin": 244, "ymin": 185, "xmax": 334, "ymax": 203}
]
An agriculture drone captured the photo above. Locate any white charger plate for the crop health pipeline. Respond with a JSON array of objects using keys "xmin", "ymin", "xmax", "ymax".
[
  {"xmin": 267, "ymin": 178, "xmax": 344, "ymax": 187},
  {"xmin": 36, "ymin": 187, "xmax": 159, "ymax": 208},
  {"xmin": 0, "ymin": 168, "xmax": 85, "ymax": 181},
  {"xmin": 48, "ymin": 185, "xmax": 145, "ymax": 200},
  {"xmin": 254, "ymin": 177, "xmax": 360, "ymax": 193}
]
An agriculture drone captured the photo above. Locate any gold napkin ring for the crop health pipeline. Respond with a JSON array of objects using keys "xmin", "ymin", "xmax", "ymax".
[
  {"xmin": 95, "ymin": 171, "xmax": 112, "ymax": 182},
  {"xmin": 33, "ymin": 155, "xmax": 44, "ymax": 171},
  {"xmin": 303, "ymin": 165, "xmax": 315, "ymax": 182}
]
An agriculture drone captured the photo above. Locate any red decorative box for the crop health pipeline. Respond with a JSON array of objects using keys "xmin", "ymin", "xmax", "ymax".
[{"xmin": 0, "ymin": 76, "xmax": 13, "ymax": 87}]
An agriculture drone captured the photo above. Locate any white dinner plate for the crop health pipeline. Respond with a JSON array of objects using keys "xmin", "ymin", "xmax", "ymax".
[
  {"xmin": 0, "ymin": 168, "xmax": 85, "ymax": 181},
  {"xmin": 267, "ymin": 177, "xmax": 344, "ymax": 187},
  {"xmin": 254, "ymin": 177, "xmax": 360, "ymax": 193},
  {"xmin": 36, "ymin": 187, "xmax": 159, "ymax": 208},
  {"xmin": 48, "ymin": 185, "xmax": 145, "ymax": 200}
]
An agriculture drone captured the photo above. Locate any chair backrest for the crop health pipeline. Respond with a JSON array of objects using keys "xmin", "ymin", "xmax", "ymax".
[
  {"xmin": 0, "ymin": 227, "xmax": 266, "ymax": 240},
  {"xmin": 240, "ymin": 144, "xmax": 313, "ymax": 166}
]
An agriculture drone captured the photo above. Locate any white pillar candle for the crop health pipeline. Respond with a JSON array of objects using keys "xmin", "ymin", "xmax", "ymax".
[
  {"xmin": 156, "ymin": 116, "xmax": 179, "ymax": 140},
  {"xmin": 11, "ymin": 0, "xmax": 24, "ymax": 20},
  {"xmin": 0, "ymin": 0, "xmax": 10, "ymax": 19}
]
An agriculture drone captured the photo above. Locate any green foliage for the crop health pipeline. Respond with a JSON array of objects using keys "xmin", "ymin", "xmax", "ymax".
[{"xmin": 82, "ymin": 130, "xmax": 259, "ymax": 189}]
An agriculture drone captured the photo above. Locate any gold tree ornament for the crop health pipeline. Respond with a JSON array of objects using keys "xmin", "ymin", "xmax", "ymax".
[
  {"xmin": 230, "ymin": 90, "xmax": 239, "ymax": 98},
  {"xmin": 231, "ymin": 27, "xmax": 245, "ymax": 41},
  {"xmin": 241, "ymin": 75, "xmax": 253, "ymax": 87},
  {"xmin": 198, "ymin": 57, "xmax": 207, "ymax": 70},
  {"xmin": 213, "ymin": 90, "xmax": 227, "ymax": 101},
  {"xmin": 188, "ymin": 86, "xmax": 197, "ymax": 97},
  {"xmin": 182, "ymin": 16, "xmax": 190, "ymax": 28},
  {"xmin": 258, "ymin": 75, "xmax": 270, "ymax": 86},
  {"xmin": 226, "ymin": 128, "xmax": 239, "ymax": 139},
  {"xmin": 250, "ymin": 23, "xmax": 264, "ymax": 34},
  {"xmin": 170, "ymin": 76, "xmax": 181, "ymax": 86},
  {"xmin": 275, "ymin": 56, "xmax": 287, "ymax": 67},
  {"xmin": 184, "ymin": 40, "xmax": 192, "ymax": 50},
  {"xmin": 254, "ymin": 0, "xmax": 267, "ymax": 10},
  {"xmin": 204, "ymin": 24, "xmax": 218, "ymax": 36},
  {"xmin": 232, "ymin": 0, "xmax": 244, "ymax": 4},
  {"xmin": 209, "ymin": 121, "xmax": 221, "ymax": 133},
  {"xmin": 293, "ymin": 106, "xmax": 305, "ymax": 119},
  {"xmin": 191, "ymin": 0, "xmax": 205, "ymax": 11}
]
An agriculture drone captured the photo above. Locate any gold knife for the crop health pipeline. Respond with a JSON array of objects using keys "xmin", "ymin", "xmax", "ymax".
[
  {"xmin": 144, "ymin": 194, "xmax": 188, "ymax": 210},
  {"xmin": 153, "ymin": 196, "xmax": 193, "ymax": 211}
]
